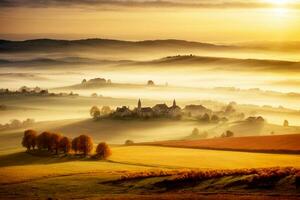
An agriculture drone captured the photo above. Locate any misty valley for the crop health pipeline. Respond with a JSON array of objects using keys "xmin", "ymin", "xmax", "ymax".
[{"xmin": 1, "ymin": 38, "xmax": 300, "ymax": 199}]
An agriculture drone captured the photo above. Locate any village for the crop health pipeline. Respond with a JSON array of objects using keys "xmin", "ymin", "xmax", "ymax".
[{"xmin": 90, "ymin": 99, "xmax": 246, "ymax": 122}]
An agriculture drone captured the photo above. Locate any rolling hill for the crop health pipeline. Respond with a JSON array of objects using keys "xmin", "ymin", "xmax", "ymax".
[
  {"xmin": 0, "ymin": 39, "xmax": 232, "ymax": 53},
  {"xmin": 142, "ymin": 134, "xmax": 300, "ymax": 154}
]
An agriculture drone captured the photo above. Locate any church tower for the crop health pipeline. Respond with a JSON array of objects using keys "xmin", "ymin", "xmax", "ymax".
[
  {"xmin": 138, "ymin": 99, "xmax": 142, "ymax": 110},
  {"xmin": 172, "ymin": 99, "xmax": 176, "ymax": 108}
]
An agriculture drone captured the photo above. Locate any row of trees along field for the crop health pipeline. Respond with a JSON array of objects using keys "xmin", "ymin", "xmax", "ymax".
[{"xmin": 21, "ymin": 130, "xmax": 112, "ymax": 159}]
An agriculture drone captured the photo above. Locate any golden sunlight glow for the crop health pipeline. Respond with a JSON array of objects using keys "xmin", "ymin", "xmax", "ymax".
[{"xmin": 266, "ymin": 0, "xmax": 290, "ymax": 5}]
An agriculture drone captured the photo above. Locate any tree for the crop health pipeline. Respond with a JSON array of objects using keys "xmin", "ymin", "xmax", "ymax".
[
  {"xmin": 72, "ymin": 137, "xmax": 80, "ymax": 154},
  {"xmin": 221, "ymin": 130, "xmax": 234, "ymax": 138},
  {"xmin": 10, "ymin": 119, "xmax": 22, "ymax": 128},
  {"xmin": 226, "ymin": 130, "xmax": 234, "ymax": 137},
  {"xmin": 211, "ymin": 115, "xmax": 220, "ymax": 123},
  {"xmin": 90, "ymin": 106, "xmax": 101, "ymax": 120},
  {"xmin": 50, "ymin": 133, "xmax": 62, "ymax": 154},
  {"xmin": 101, "ymin": 106, "xmax": 112, "ymax": 116},
  {"xmin": 23, "ymin": 118, "xmax": 35, "ymax": 127},
  {"xmin": 225, "ymin": 104, "xmax": 235, "ymax": 114},
  {"xmin": 91, "ymin": 93, "xmax": 98, "ymax": 98},
  {"xmin": 201, "ymin": 113, "xmax": 210, "ymax": 123},
  {"xmin": 147, "ymin": 80, "xmax": 155, "ymax": 86},
  {"xmin": 125, "ymin": 140, "xmax": 134, "ymax": 145},
  {"xmin": 283, "ymin": 120, "xmax": 289, "ymax": 127},
  {"xmin": 78, "ymin": 135, "xmax": 93, "ymax": 156},
  {"xmin": 22, "ymin": 129, "xmax": 37, "ymax": 151},
  {"xmin": 191, "ymin": 128, "xmax": 199, "ymax": 136},
  {"xmin": 96, "ymin": 142, "xmax": 112, "ymax": 159},
  {"xmin": 59, "ymin": 136, "xmax": 72, "ymax": 154},
  {"xmin": 37, "ymin": 132, "xmax": 52, "ymax": 151}
]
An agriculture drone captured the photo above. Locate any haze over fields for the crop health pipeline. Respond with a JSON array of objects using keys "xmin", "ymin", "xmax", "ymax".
[{"xmin": 1, "ymin": 1, "xmax": 300, "ymax": 199}]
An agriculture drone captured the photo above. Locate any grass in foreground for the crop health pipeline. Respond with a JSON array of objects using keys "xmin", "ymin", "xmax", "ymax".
[
  {"xmin": 109, "ymin": 146, "xmax": 300, "ymax": 169},
  {"xmin": 1, "ymin": 146, "xmax": 300, "ymax": 199}
]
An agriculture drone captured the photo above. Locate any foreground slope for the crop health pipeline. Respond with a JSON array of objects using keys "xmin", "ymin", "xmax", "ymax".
[{"xmin": 0, "ymin": 146, "xmax": 300, "ymax": 199}]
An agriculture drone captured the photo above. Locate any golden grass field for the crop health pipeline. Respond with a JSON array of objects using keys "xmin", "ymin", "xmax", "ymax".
[
  {"xmin": 0, "ymin": 135, "xmax": 300, "ymax": 199},
  {"xmin": 1, "ymin": 146, "xmax": 300, "ymax": 185},
  {"xmin": 109, "ymin": 146, "xmax": 300, "ymax": 169}
]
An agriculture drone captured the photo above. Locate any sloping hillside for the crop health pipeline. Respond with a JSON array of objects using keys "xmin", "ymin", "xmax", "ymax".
[{"xmin": 143, "ymin": 134, "xmax": 300, "ymax": 153}]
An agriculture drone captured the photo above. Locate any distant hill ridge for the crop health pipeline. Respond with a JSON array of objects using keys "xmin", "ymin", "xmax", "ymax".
[
  {"xmin": 0, "ymin": 38, "xmax": 231, "ymax": 52},
  {"xmin": 1, "ymin": 38, "xmax": 300, "ymax": 53}
]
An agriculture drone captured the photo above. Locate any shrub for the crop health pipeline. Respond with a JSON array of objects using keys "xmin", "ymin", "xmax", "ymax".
[
  {"xmin": 96, "ymin": 142, "xmax": 112, "ymax": 159},
  {"xmin": 22, "ymin": 129, "xmax": 37, "ymax": 151},
  {"xmin": 59, "ymin": 136, "xmax": 72, "ymax": 154},
  {"xmin": 37, "ymin": 131, "xmax": 52, "ymax": 151}
]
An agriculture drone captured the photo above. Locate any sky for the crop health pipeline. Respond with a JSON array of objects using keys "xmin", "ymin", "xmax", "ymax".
[{"xmin": 1, "ymin": 0, "xmax": 300, "ymax": 42}]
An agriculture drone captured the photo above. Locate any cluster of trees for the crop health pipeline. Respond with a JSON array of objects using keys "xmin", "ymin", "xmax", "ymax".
[
  {"xmin": 221, "ymin": 130, "xmax": 234, "ymax": 138},
  {"xmin": 197, "ymin": 113, "xmax": 226, "ymax": 123},
  {"xmin": 0, "ymin": 118, "xmax": 35, "ymax": 130},
  {"xmin": 90, "ymin": 106, "xmax": 112, "ymax": 120},
  {"xmin": 21, "ymin": 130, "xmax": 112, "ymax": 159}
]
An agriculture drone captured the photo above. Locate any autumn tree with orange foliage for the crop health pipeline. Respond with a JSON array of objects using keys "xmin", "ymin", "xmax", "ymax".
[
  {"xmin": 79, "ymin": 135, "xmax": 93, "ymax": 156},
  {"xmin": 72, "ymin": 137, "xmax": 80, "ymax": 154},
  {"xmin": 59, "ymin": 136, "xmax": 72, "ymax": 153},
  {"xmin": 96, "ymin": 142, "xmax": 112, "ymax": 159},
  {"xmin": 50, "ymin": 133, "xmax": 62, "ymax": 154},
  {"xmin": 37, "ymin": 131, "xmax": 52, "ymax": 151},
  {"xmin": 72, "ymin": 135, "xmax": 93, "ymax": 156},
  {"xmin": 22, "ymin": 129, "xmax": 37, "ymax": 151}
]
